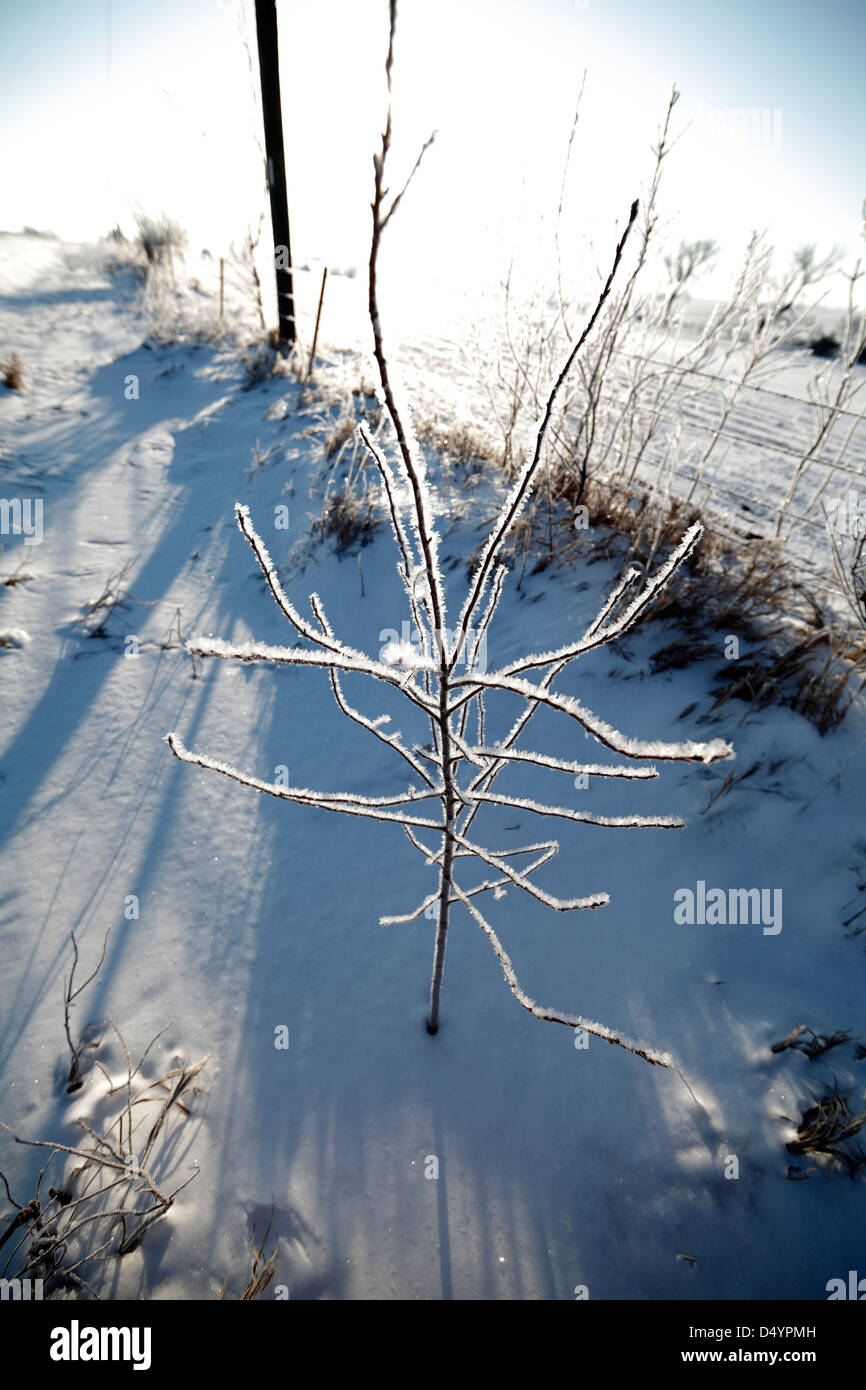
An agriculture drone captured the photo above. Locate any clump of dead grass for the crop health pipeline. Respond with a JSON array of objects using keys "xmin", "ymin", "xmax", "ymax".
[
  {"xmin": 1, "ymin": 353, "xmax": 25, "ymax": 391},
  {"xmin": 0, "ymin": 930, "xmax": 208, "ymax": 1297},
  {"xmin": 784, "ymin": 1077, "xmax": 866, "ymax": 1178},
  {"xmin": 76, "ymin": 560, "xmax": 134, "ymax": 638},
  {"xmin": 415, "ymin": 415, "xmax": 499, "ymax": 471},
  {"xmin": 217, "ymin": 1209, "xmax": 280, "ymax": 1300},
  {"xmin": 311, "ymin": 487, "xmax": 381, "ymax": 553},
  {"xmin": 772, "ymin": 1024, "xmax": 859, "ymax": 1061},
  {"xmin": 303, "ymin": 391, "xmax": 386, "ymax": 555},
  {"xmin": 1, "ymin": 555, "xmax": 34, "ymax": 587},
  {"xmin": 489, "ymin": 456, "xmax": 866, "ymax": 734}
]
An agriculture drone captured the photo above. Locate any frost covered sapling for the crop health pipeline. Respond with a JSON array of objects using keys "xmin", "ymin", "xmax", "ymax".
[{"xmin": 166, "ymin": 0, "xmax": 733, "ymax": 1066}]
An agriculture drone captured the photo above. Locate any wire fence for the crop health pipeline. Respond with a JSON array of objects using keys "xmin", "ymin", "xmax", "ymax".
[
  {"xmin": 582, "ymin": 359, "xmax": 866, "ymax": 608},
  {"xmin": 188, "ymin": 247, "xmax": 866, "ymax": 614}
]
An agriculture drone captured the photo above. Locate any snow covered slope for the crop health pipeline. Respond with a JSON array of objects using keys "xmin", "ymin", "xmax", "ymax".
[{"xmin": 1, "ymin": 235, "xmax": 865, "ymax": 1299}]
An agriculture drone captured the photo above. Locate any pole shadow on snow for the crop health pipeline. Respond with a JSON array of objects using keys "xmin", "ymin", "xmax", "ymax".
[
  {"xmin": 0, "ymin": 369, "xmax": 278, "ymax": 1131},
  {"xmin": 0, "ymin": 344, "xmax": 246, "ymax": 849}
]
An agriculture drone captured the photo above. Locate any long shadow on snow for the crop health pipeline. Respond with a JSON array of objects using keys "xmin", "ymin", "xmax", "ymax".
[{"xmin": 0, "ymin": 347, "xmax": 256, "ymax": 848}]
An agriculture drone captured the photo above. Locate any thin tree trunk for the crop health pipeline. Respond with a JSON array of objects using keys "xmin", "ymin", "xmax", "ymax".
[
  {"xmin": 427, "ymin": 830, "xmax": 453, "ymax": 1034},
  {"xmin": 427, "ymin": 677, "xmax": 455, "ymax": 1033}
]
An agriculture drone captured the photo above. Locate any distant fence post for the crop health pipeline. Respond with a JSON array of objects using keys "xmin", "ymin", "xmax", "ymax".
[{"xmin": 306, "ymin": 266, "xmax": 328, "ymax": 380}]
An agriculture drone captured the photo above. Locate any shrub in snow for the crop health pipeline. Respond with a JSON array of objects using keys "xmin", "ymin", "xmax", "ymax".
[
  {"xmin": 1, "ymin": 353, "xmax": 25, "ymax": 391},
  {"xmin": 809, "ymin": 331, "xmax": 840, "ymax": 358},
  {"xmin": 167, "ymin": 1, "xmax": 733, "ymax": 1066},
  {"xmin": 133, "ymin": 212, "xmax": 187, "ymax": 271}
]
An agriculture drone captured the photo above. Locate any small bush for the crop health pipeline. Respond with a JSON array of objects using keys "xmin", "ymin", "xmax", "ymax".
[
  {"xmin": 242, "ymin": 342, "xmax": 278, "ymax": 391},
  {"xmin": 0, "ymin": 628, "xmax": 31, "ymax": 649},
  {"xmin": 809, "ymin": 332, "xmax": 840, "ymax": 358},
  {"xmin": 785, "ymin": 1078, "xmax": 866, "ymax": 1177},
  {"xmin": 311, "ymin": 487, "xmax": 382, "ymax": 553},
  {"xmin": 245, "ymin": 438, "xmax": 279, "ymax": 478},
  {"xmin": 323, "ymin": 412, "xmax": 357, "ymax": 461},
  {"xmin": 1, "ymin": 353, "xmax": 25, "ymax": 390},
  {"xmin": 134, "ymin": 213, "xmax": 187, "ymax": 270},
  {"xmin": 416, "ymin": 416, "xmax": 499, "ymax": 470}
]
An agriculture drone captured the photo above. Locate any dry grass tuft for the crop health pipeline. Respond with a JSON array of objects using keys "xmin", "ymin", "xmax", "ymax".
[
  {"xmin": 216, "ymin": 1211, "xmax": 280, "ymax": 1301},
  {"xmin": 302, "ymin": 391, "xmax": 387, "ymax": 556},
  {"xmin": 240, "ymin": 1213, "xmax": 280, "ymax": 1300},
  {"xmin": 772, "ymin": 1024, "xmax": 858, "ymax": 1061},
  {"xmin": 245, "ymin": 438, "xmax": 279, "ymax": 478},
  {"xmin": 242, "ymin": 342, "xmax": 278, "ymax": 391},
  {"xmin": 1, "ymin": 555, "xmax": 34, "ymax": 587},
  {"xmin": 1, "ymin": 353, "xmax": 25, "ymax": 391},
  {"xmin": 416, "ymin": 416, "xmax": 500, "ymax": 471},
  {"xmin": 0, "ymin": 934, "xmax": 208, "ymax": 1296},
  {"xmin": 785, "ymin": 1078, "xmax": 866, "ymax": 1177},
  {"xmin": 77, "ymin": 560, "xmax": 134, "ymax": 638},
  {"xmin": 323, "ymin": 412, "xmax": 357, "ymax": 461},
  {"xmin": 312, "ymin": 487, "xmax": 381, "ymax": 553},
  {"xmin": 134, "ymin": 213, "xmax": 187, "ymax": 272},
  {"xmin": 485, "ymin": 455, "xmax": 866, "ymax": 734}
]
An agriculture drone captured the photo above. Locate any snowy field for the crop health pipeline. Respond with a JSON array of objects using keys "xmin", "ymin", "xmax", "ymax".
[{"xmin": 1, "ymin": 233, "xmax": 865, "ymax": 1300}]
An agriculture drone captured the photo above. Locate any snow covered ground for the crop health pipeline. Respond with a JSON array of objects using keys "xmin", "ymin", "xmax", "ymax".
[{"xmin": 1, "ymin": 233, "xmax": 865, "ymax": 1300}]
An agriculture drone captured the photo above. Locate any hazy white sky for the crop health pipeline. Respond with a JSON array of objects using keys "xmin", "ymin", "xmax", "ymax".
[{"xmin": 1, "ymin": 0, "xmax": 864, "ymax": 306}]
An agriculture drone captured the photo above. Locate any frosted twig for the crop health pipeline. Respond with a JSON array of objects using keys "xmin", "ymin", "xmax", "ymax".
[
  {"xmin": 166, "ymin": 732, "xmax": 445, "ymax": 831},
  {"xmin": 311, "ymin": 591, "xmax": 436, "ymax": 788},
  {"xmin": 234, "ymin": 504, "xmax": 336, "ymax": 650},
  {"xmin": 368, "ymin": 3, "xmax": 446, "ymax": 642},
  {"xmin": 449, "ymin": 670, "xmax": 733, "ymax": 763},
  {"xmin": 472, "ymin": 747, "xmax": 659, "ymax": 778},
  {"xmin": 328, "ymin": 667, "xmax": 436, "ymax": 787},
  {"xmin": 63, "ymin": 927, "xmax": 110, "ymax": 1094},
  {"xmin": 469, "ymin": 791, "xmax": 685, "ymax": 829},
  {"xmin": 500, "ymin": 522, "xmax": 704, "ymax": 676},
  {"xmin": 451, "ymin": 830, "xmax": 608, "ymax": 911},
  {"xmin": 450, "ymin": 882, "xmax": 672, "ymax": 1067},
  {"xmin": 187, "ymin": 634, "xmax": 439, "ymax": 717},
  {"xmin": 358, "ymin": 422, "xmax": 429, "ymax": 651},
  {"xmin": 449, "ymin": 197, "xmax": 641, "ymax": 674}
]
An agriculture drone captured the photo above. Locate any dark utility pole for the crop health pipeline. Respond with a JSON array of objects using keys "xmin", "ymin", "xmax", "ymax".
[{"xmin": 255, "ymin": 0, "xmax": 296, "ymax": 351}]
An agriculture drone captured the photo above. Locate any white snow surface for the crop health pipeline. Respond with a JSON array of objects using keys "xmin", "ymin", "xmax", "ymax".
[{"xmin": 1, "ymin": 234, "xmax": 865, "ymax": 1300}]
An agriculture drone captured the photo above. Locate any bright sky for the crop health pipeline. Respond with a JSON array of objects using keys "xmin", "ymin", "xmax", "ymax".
[{"xmin": 1, "ymin": 0, "xmax": 864, "ymax": 307}]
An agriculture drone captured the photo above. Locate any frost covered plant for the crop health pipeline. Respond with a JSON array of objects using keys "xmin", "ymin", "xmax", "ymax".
[{"xmin": 166, "ymin": 0, "xmax": 733, "ymax": 1066}]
